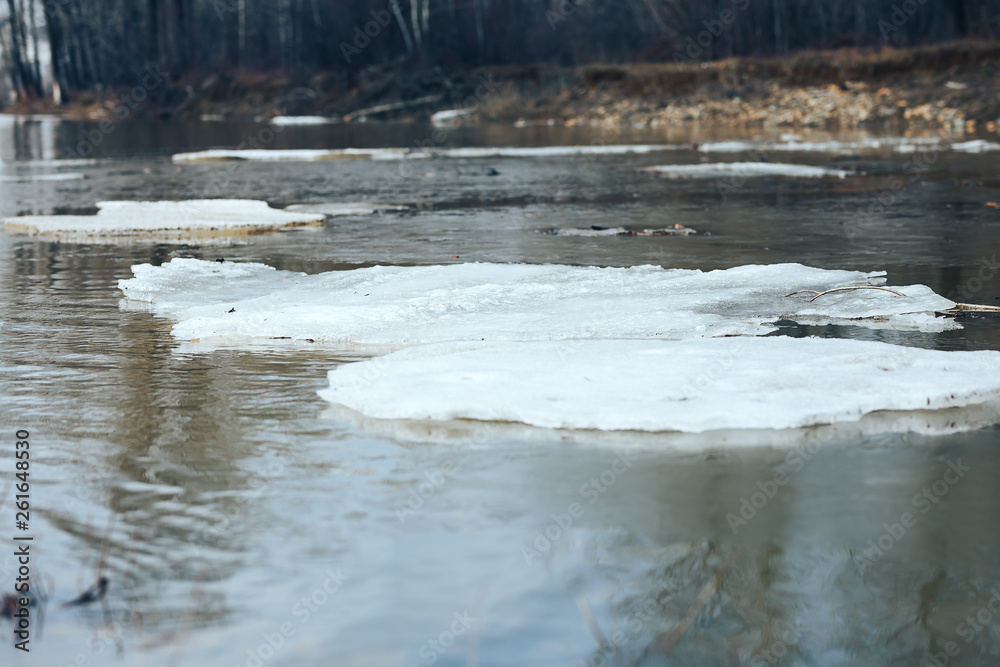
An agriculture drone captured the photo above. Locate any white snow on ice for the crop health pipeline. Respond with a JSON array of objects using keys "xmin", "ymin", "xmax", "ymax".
[
  {"xmin": 317, "ymin": 337, "xmax": 1000, "ymax": 434},
  {"xmin": 170, "ymin": 144, "xmax": 685, "ymax": 162},
  {"xmin": 117, "ymin": 260, "xmax": 957, "ymax": 347},
  {"xmin": 3, "ymin": 199, "xmax": 325, "ymax": 240},
  {"xmin": 643, "ymin": 162, "xmax": 851, "ymax": 178}
]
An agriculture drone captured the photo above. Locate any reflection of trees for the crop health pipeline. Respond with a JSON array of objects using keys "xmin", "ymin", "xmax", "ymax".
[{"xmin": 0, "ymin": 240, "xmax": 275, "ymax": 649}]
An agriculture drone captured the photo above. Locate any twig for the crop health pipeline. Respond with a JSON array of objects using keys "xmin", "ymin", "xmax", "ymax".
[
  {"xmin": 784, "ymin": 286, "xmax": 906, "ymax": 302},
  {"xmin": 944, "ymin": 302, "xmax": 1000, "ymax": 314},
  {"xmin": 648, "ymin": 553, "xmax": 737, "ymax": 654},
  {"xmin": 576, "ymin": 596, "xmax": 610, "ymax": 648}
]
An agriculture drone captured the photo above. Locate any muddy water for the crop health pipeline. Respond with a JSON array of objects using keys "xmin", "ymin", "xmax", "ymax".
[{"xmin": 1, "ymin": 115, "xmax": 1000, "ymax": 666}]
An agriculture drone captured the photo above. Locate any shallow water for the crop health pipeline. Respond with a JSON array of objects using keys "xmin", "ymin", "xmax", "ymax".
[{"xmin": 1, "ymin": 115, "xmax": 1000, "ymax": 666}]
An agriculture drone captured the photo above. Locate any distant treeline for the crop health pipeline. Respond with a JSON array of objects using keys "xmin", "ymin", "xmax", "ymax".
[{"xmin": 2, "ymin": 0, "xmax": 998, "ymax": 98}]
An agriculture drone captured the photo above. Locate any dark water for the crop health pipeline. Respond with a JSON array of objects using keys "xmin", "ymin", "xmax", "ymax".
[{"xmin": 1, "ymin": 115, "xmax": 1000, "ymax": 666}]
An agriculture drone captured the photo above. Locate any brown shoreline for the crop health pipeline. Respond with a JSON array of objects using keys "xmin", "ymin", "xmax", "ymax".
[{"xmin": 3, "ymin": 41, "xmax": 999, "ymax": 133}]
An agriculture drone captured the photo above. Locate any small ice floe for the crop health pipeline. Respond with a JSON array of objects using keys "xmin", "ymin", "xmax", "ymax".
[
  {"xmin": 546, "ymin": 224, "xmax": 697, "ymax": 237},
  {"xmin": 285, "ymin": 202, "xmax": 408, "ymax": 217},
  {"xmin": 318, "ymin": 337, "xmax": 1000, "ymax": 434},
  {"xmin": 3, "ymin": 199, "xmax": 325, "ymax": 242},
  {"xmin": 269, "ymin": 115, "xmax": 336, "ymax": 126},
  {"xmin": 430, "ymin": 108, "xmax": 474, "ymax": 125},
  {"xmin": 950, "ymin": 140, "xmax": 1000, "ymax": 153},
  {"xmin": 643, "ymin": 162, "xmax": 852, "ymax": 178},
  {"xmin": 171, "ymin": 148, "xmax": 416, "ymax": 163},
  {"xmin": 117, "ymin": 260, "xmax": 957, "ymax": 347},
  {"xmin": 170, "ymin": 144, "xmax": 685, "ymax": 163},
  {"xmin": 0, "ymin": 172, "xmax": 83, "ymax": 182},
  {"xmin": 698, "ymin": 137, "xmax": 943, "ymax": 154}
]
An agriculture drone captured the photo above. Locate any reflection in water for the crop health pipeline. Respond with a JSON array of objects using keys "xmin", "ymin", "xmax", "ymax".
[{"xmin": 0, "ymin": 118, "xmax": 999, "ymax": 665}]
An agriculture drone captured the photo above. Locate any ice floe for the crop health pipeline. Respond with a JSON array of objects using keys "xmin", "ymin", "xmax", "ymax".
[
  {"xmin": 3, "ymin": 199, "xmax": 325, "ymax": 241},
  {"xmin": 643, "ymin": 162, "xmax": 852, "ymax": 178},
  {"xmin": 950, "ymin": 140, "xmax": 1000, "ymax": 153},
  {"xmin": 0, "ymin": 172, "xmax": 83, "ymax": 182},
  {"xmin": 170, "ymin": 144, "xmax": 684, "ymax": 163},
  {"xmin": 546, "ymin": 225, "xmax": 697, "ymax": 237},
  {"xmin": 269, "ymin": 115, "xmax": 336, "ymax": 126},
  {"xmin": 317, "ymin": 337, "xmax": 1000, "ymax": 434},
  {"xmin": 285, "ymin": 202, "xmax": 409, "ymax": 216},
  {"xmin": 430, "ymin": 108, "xmax": 474, "ymax": 125},
  {"xmin": 117, "ymin": 260, "xmax": 957, "ymax": 348},
  {"xmin": 698, "ymin": 137, "xmax": 944, "ymax": 154}
]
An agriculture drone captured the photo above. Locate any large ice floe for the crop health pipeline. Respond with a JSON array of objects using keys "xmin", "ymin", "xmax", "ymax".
[
  {"xmin": 170, "ymin": 144, "xmax": 684, "ymax": 163},
  {"xmin": 118, "ymin": 259, "xmax": 999, "ymax": 438},
  {"xmin": 118, "ymin": 259, "xmax": 956, "ymax": 348},
  {"xmin": 643, "ymin": 162, "xmax": 852, "ymax": 178},
  {"xmin": 2, "ymin": 200, "xmax": 325, "ymax": 241},
  {"xmin": 318, "ymin": 337, "xmax": 1000, "ymax": 435}
]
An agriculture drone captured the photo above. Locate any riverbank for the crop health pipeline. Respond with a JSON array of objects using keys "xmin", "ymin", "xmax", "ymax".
[{"xmin": 4, "ymin": 41, "xmax": 1000, "ymax": 132}]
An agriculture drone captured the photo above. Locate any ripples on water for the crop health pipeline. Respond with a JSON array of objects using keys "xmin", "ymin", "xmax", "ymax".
[{"xmin": 1, "ymin": 115, "xmax": 1000, "ymax": 665}]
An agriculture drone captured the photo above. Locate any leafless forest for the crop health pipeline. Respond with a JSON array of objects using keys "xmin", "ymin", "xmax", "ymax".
[{"xmin": 1, "ymin": 0, "xmax": 997, "ymax": 100}]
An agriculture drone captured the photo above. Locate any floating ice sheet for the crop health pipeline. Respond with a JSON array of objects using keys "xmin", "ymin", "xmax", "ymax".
[
  {"xmin": 0, "ymin": 172, "xmax": 83, "ymax": 182},
  {"xmin": 170, "ymin": 144, "xmax": 685, "ymax": 163},
  {"xmin": 318, "ymin": 337, "xmax": 1000, "ymax": 434},
  {"xmin": 546, "ymin": 225, "xmax": 697, "ymax": 237},
  {"xmin": 698, "ymin": 137, "xmax": 944, "ymax": 154},
  {"xmin": 285, "ymin": 202, "xmax": 409, "ymax": 216},
  {"xmin": 951, "ymin": 140, "xmax": 1000, "ymax": 153},
  {"xmin": 3, "ymin": 199, "xmax": 325, "ymax": 241},
  {"xmin": 431, "ymin": 108, "xmax": 474, "ymax": 125},
  {"xmin": 118, "ymin": 260, "xmax": 957, "ymax": 348},
  {"xmin": 269, "ymin": 116, "xmax": 336, "ymax": 126},
  {"xmin": 643, "ymin": 162, "xmax": 851, "ymax": 178}
]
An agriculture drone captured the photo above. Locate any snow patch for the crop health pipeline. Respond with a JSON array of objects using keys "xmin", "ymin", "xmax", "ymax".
[
  {"xmin": 318, "ymin": 337, "xmax": 1000, "ymax": 434},
  {"xmin": 117, "ymin": 260, "xmax": 957, "ymax": 348},
  {"xmin": 643, "ymin": 162, "xmax": 852, "ymax": 178},
  {"xmin": 3, "ymin": 199, "xmax": 325, "ymax": 241}
]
